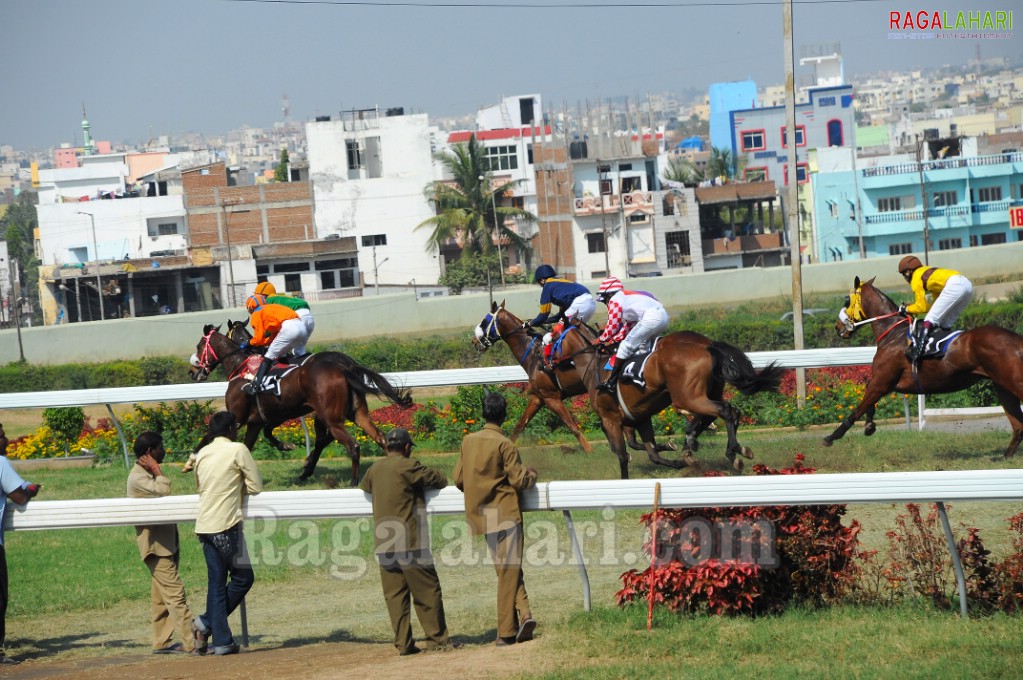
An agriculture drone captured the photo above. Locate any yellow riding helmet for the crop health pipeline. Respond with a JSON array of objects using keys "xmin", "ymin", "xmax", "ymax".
[{"xmin": 254, "ymin": 281, "xmax": 277, "ymax": 296}]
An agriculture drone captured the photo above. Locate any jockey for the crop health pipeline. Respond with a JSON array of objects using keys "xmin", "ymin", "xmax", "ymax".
[
  {"xmin": 242, "ymin": 294, "xmax": 309, "ymax": 396},
  {"xmin": 897, "ymin": 255, "xmax": 973, "ymax": 363},
  {"xmin": 524, "ymin": 264, "xmax": 596, "ymax": 365},
  {"xmin": 254, "ymin": 281, "xmax": 315, "ymax": 343},
  {"xmin": 592, "ymin": 276, "xmax": 669, "ymax": 393}
]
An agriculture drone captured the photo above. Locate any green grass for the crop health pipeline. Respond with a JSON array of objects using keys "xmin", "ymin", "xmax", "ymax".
[{"xmin": 6, "ymin": 423, "xmax": 1023, "ymax": 670}]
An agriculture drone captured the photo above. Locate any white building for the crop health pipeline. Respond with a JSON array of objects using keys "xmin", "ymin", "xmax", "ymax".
[{"xmin": 306, "ymin": 109, "xmax": 445, "ymax": 288}]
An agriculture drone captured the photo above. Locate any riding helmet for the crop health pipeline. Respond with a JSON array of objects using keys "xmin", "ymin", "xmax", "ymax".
[
  {"xmin": 898, "ymin": 255, "xmax": 923, "ymax": 275},
  {"xmin": 245, "ymin": 294, "xmax": 265, "ymax": 313},
  {"xmin": 254, "ymin": 281, "xmax": 277, "ymax": 296},
  {"xmin": 597, "ymin": 276, "xmax": 624, "ymax": 302},
  {"xmin": 534, "ymin": 264, "xmax": 556, "ymax": 284}
]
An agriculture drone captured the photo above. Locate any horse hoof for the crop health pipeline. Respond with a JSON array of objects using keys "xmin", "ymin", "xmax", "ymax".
[
  {"xmin": 732, "ymin": 458, "xmax": 744, "ymax": 473},
  {"xmin": 280, "ymin": 442, "xmax": 297, "ymax": 451},
  {"xmin": 683, "ymin": 453, "xmax": 698, "ymax": 467},
  {"xmin": 298, "ymin": 469, "xmax": 313, "ymax": 482},
  {"xmin": 741, "ymin": 446, "xmax": 753, "ymax": 459},
  {"xmin": 822, "ymin": 438, "xmax": 834, "ymax": 447},
  {"xmin": 664, "ymin": 439, "xmax": 678, "ymax": 452},
  {"xmin": 864, "ymin": 423, "xmax": 877, "ymax": 437},
  {"xmin": 686, "ymin": 438, "xmax": 699, "ymax": 453}
]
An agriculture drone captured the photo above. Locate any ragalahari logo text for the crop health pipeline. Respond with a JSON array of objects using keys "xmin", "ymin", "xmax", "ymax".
[{"xmin": 889, "ymin": 10, "xmax": 1013, "ymax": 40}]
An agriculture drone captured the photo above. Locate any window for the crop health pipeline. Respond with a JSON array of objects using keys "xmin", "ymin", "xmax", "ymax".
[
  {"xmin": 826, "ymin": 119, "xmax": 844, "ymax": 147},
  {"xmin": 665, "ymin": 231, "xmax": 691, "ymax": 268},
  {"xmin": 828, "ymin": 201, "xmax": 839, "ymax": 218},
  {"xmin": 741, "ymin": 129, "xmax": 766, "ymax": 151},
  {"xmin": 878, "ymin": 197, "xmax": 902, "ymax": 212},
  {"xmin": 486, "ymin": 145, "xmax": 518, "ymax": 171},
  {"xmin": 889, "ymin": 242, "xmax": 912, "ymax": 255},
  {"xmin": 586, "ymin": 232, "xmax": 606, "ymax": 253},
  {"xmin": 780, "ymin": 125, "xmax": 806, "ymax": 146},
  {"xmin": 621, "ymin": 176, "xmax": 642, "ymax": 193},
  {"xmin": 981, "ymin": 232, "xmax": 1007, "ymax": 245},
  {"xmin": 619, "ymin": 163, "xmax": 633, "ymax": 172},
  {"xmin": 599, "ymin": 179, "xmax": 613, "ymax": 196},
  {"xmin": 346, "ymin": 140, "xmax": 364, "ymax": 170},
  {"xmin": 148, "ymin": 222, "xmax": 179, "ymax": 237},
  {"xmin": 977, "ymin": 186, "xmax": 1003, "ymax": 202},
  {"xmin": 526, "ymin": 143, "xmax": 533, "ymax": 165},
  {"xmin": 744, "ymin": 167, "xmax": 768, "ymax": 182},
  {"xmin": 272, "ymin": 262, "xmax": 311, "ymax": 273},
  {"xmin": 933, "ymin": 190, "xmax": 958, "ymax": 207},
  {"xmin": 628, "ymin": 213, "xmax": 649, "ymax": 224},
  {"xmin": 361, "ymin": 234, "xmax": 387, "ymax": 247},
  {"xmin": 938, "ymin": 238, "xmax": 962, "ymax": 250},
  {"xmin": 782, "ymin": 163, "xmax": 808, "ymax": 185},
  {"xmin": 315, "ymin": 257, "xmax": 358, "ymax": 289}
]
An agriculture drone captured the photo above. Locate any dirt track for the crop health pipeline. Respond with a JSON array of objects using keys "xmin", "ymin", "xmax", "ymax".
[{"xmin": 7, "ymin": 637, "xmax": 547, "ymax": 680}]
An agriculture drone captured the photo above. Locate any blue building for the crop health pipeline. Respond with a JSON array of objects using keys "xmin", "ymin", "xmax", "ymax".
[
  {"xmin": 812, "ymin": 138, "xmax": 1023, "ymax": 262},
  {"xmin": 729, "ymin": 85, "xmax": 856, "ymax": 187},
  {"xmin": 709, "ymin": 81, "xmax": 757, "ymax": 153}
]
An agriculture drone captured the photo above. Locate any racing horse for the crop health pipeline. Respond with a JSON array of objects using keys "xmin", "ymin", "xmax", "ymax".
[
  {"xmin": 189, "ymin": 323, "xmax": 412, "ymax": 484},
  {"xmin": 476, "ymin": 302, "xmax": 784, "ymax": 477},
  {"xmin": 473, "ymin": 303, "xmax": 681, "ymax": 455},
  {"xmin": 827, "ymin": 276, "xmax": 1023, "ymax": 458}
]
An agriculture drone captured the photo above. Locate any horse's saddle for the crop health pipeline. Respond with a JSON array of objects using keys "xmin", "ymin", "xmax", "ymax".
[
  {"xmin": 907, "ymin": 327, "xmax": 964, "ymax": 360},
  {"xmin": 604, "ymin": 338, "xmax": 661, "ymax": 389},
  {"xmin": 240, "ymin": 355, "xmax": 301, "ymax": 396}
]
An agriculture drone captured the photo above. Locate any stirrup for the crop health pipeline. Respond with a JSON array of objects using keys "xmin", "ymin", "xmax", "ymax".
[
  {"xmin": 242, "ymin": 381, "xmax": 260, "ymax": 396},
  {"xmin": 597, "ymin": 380, "xmax": 615, "ymax": 393}
]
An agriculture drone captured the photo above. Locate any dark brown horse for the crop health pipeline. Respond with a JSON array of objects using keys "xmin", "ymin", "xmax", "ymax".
[
  {"xmin": 476, "ymin": 302, "xmax": 784, "ymax": 478},
  {"xmin": 827, "ymin": 276, "xmax": 1023, "ymax": 458},
  {"xmin": 189, "ymin": 323, "xmax": 412, "ymax": 484}
]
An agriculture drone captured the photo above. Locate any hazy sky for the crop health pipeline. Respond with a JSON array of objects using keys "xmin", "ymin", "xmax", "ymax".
[{"xmin": 2, "ymin": 0, "xmax": 1019, "ymax": 151}]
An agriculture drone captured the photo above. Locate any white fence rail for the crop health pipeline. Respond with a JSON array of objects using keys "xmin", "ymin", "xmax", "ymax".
[{"xmin": 8, "ymin": 469, "xmax": 1023, "ymax": 616}]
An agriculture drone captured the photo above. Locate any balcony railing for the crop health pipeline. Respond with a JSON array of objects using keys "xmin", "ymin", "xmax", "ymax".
[
  {"xmin": 573, "ymin": 191, "xmax": 652, "ymax": 216},
  {"xmin": 701, "ymin": 232, "xmax": 784, "ymax": 255},
  {"xmin": 861, "ymin": 151, "xmax": 1023, "ymax": 178},
  {"xmin": 864, "ymin": 200, "xmax": 1021, "ymax": 224}
]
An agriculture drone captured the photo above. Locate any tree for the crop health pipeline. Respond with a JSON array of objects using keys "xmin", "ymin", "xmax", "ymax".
[
  {"xmin": 662, "ymin": 156, "xmax": 704, "ymax": 187},
  {"xmin": 1, "ymin": 193, "xmax": 41, "ymax": 325},
  {"xmin": 273, "ymin": 148, "xmax": 290, "ymax": 183},
  {"xmin": 417, "ymin": 134, "xmax": 536, "ymax": 291}
]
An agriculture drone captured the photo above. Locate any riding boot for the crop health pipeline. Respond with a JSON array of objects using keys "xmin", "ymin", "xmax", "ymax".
[
  {"xmin": 597, "ymin": 359, "xmax": 624, "ymax": 393},
  {"xmin": 905, "ymin": 323, "xmax": 927, "ymax": 364},
  {"xmin": 243, "ymin": 357, "xmax": 272, "ymax": 395}
]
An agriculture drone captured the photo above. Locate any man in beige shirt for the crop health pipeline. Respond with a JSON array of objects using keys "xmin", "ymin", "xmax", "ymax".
[
  {"xmin": 454, "ymin": 392, "xmax": 538, "ymax": 647},
  {"xmin": 192, "ymin": 412, "xmax": 263, "ymax": 656},
  {"xmin": 127, "ymin": 431, "xmax": 198, "ymax": 654}
]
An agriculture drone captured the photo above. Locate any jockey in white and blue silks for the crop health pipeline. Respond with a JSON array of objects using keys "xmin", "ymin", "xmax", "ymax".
[{"xmin": 524, "ymin": 264, "xmax": 596, "ymax": 364}]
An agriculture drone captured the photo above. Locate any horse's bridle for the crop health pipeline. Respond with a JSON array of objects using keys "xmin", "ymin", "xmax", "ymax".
[
  {"xmin": 474, "ymin": 312, "xmax": 529, "ymax": 350},
  {"xmin": 190, "ymin": 328, "xmax": 222, "ymax": 379},
  {"xmin": 839, "ymin": 288, "xmax": 908, "ymax": 343}
]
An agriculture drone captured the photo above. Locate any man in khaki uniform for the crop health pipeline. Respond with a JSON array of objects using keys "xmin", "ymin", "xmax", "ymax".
[
  {"xmin": 360, "ymin": 428, "xmax": 453, "ymax": 656},
  {"xmin": 454, "ymin": 392, "xmax": 538, "ymax": 647},
  {"xmin": 127, "ymin": 431, "xmax": 197, "ymax": 654}
]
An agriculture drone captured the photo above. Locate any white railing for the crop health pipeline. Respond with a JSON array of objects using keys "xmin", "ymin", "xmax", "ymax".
[{"xmin": 9, "ymin": 469, "xmax": 1023, "ymax": 616}]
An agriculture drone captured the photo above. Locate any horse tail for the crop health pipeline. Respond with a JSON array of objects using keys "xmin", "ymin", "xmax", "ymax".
[
  {"xmin": 340, "ymin": 361, "xmax": 413, "ymax": 408},
  {"xmin": 709, "ymin": 341, "xmax": 784, "ymax": 395}
]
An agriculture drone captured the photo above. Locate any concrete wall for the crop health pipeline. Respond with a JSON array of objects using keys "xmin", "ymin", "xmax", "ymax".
[{"xmin": 4, "ymin": 241, "xmax": 1023, "ymax": 366}]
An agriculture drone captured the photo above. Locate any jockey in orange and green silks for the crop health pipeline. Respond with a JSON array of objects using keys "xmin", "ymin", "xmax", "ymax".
[
  {"xmin": 524, "ymin": 264, "xmax": 596, "ymax": 364},
  {"xmin": 242, "ymin": 295, "xmax": 309, "ymax": 396},
  {"xmin": 253, "ymin": 280, "xmax": 315, "ymax": 341}
]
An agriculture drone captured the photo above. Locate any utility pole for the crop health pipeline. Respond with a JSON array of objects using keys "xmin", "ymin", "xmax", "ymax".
[
  {"xmin": 6, "ymin": 255, "xmax": 24, "ymax": 361},
  {"xmin": 915, "ymin": 134, "xmax": 930, "ymax": 264},
  {"xmin": 76, "ymin": 211, "xmax": 104, "ymax": 320},
  {"xmin": 783, "ymin": 0, "xmax": 806, "ymax": 407},
  {"xmin": 850, "ymin": 146, "xmax": 865, "ymax": 260},
  {"xmin": 372, "ymin": 246, "xmax": 389, "ymax": 296},
  {"xmin": 480, "ymin": 174, "xmax": 505, "ymax": 288}
]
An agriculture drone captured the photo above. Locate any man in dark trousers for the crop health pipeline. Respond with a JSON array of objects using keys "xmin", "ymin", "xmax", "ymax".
[
  {"xmin": 360, "ymin": 428, "xmax": 454, "ymax": 656},
  {"xmin": 454, "ymin": 392, "xmax": 538, "ymax": 647}
]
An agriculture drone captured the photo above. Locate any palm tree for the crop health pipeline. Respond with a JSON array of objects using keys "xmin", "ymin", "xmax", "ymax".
[
  {"xmin": 417, "ymin": 134, "xmax": 535, "ymax": 290},
  {"xmin": 707, "ymin": 146, "xmax": 747, "ymax": 181},
  {"xmin": 662, "ymin": 156, "xmax": 703, "ymax": 187}
]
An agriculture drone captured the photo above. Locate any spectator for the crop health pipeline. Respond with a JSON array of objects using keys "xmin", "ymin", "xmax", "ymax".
[
  {"xmin": 192, "ymin": 412, "xmax": 263, "ymax": 656},
  {"xmin": 0, "ymin": 423, "xmax": 41, "ymax": 665},
  {"xmin": 360, "ymin": 428, "xmax": 454, "ymax": 656},
  {"xmin": 454, "ymin": 392, "xmax": 538, "ymax": 647},
  {"xmin": 127, "ymin": 431, "xmax": 200, "ymax": 655}
]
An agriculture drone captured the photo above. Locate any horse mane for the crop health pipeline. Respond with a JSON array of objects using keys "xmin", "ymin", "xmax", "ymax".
[{"xmin": 862, "ymin": 278, "xmax": 898, "ymax": 312}]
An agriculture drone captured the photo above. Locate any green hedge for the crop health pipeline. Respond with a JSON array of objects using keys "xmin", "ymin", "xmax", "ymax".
[{"xmin": 2, "ymin": 294, "xmax": 1020, "ymax": 393}]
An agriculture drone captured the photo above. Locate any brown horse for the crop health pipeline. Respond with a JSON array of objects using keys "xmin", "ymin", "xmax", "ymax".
[
  {"xmin": 826, "ymin": 276, "xmax": 1023, "ymax": 458},
  {"xmin": 189, "ymin": 323, "xmax": 412, "ymax": 485},
  {"xmin": 476, "ymin": 302, "xmax": 784, "ymax": 478}
]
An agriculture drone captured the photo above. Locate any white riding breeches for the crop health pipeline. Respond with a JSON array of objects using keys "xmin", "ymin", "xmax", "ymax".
[
  {"xmin": 266, "ymin": 318, "xmax": 309, "ymax": 360},
  {"xmin": 616, "ymin": 307, "xmax": 669, "ymax": 360},
  {"xmin": 564, "ymin": 294, "xmax": 596, "ymax": 324},
  {"xmin": 296, "ymin": 308, "xmax": 315, "ymax": 343},
  {"xmin": 925, "ymin": 275, "xmax": 973, "ymax": 328}
]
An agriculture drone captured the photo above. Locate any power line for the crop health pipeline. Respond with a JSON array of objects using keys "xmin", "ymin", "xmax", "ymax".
[{"xmin": 221, "ymin": 0, "xmax": 893, "ymax": 7}]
